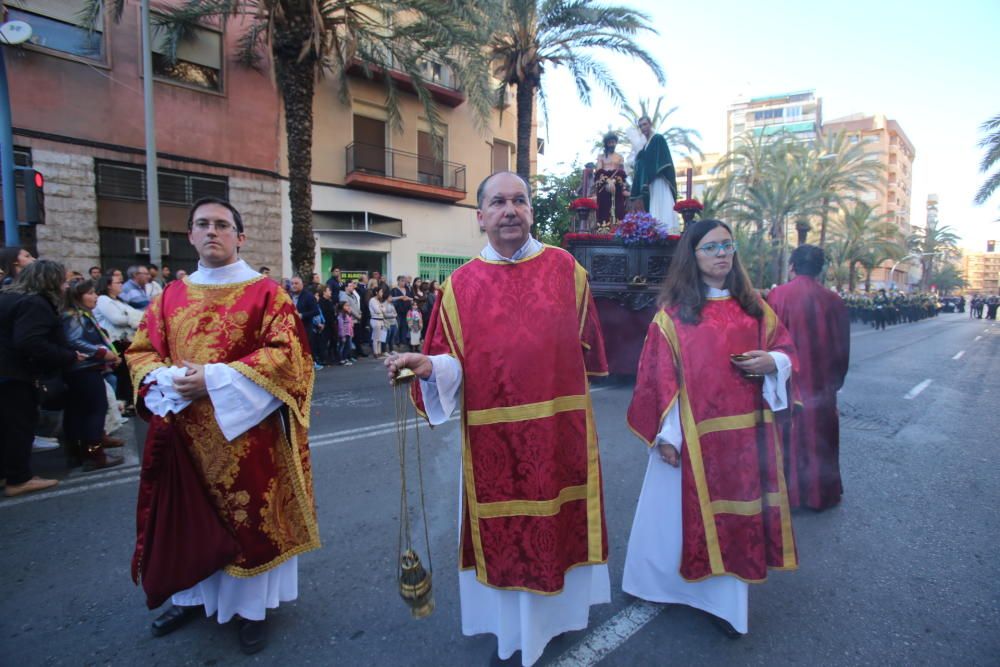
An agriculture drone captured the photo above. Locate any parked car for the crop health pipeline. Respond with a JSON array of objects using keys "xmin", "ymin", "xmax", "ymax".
[{"xmin": 940, "ymin": 296, "xmax": 961, "ymax": 313}]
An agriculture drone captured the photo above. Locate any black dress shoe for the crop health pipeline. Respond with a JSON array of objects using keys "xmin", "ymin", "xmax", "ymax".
[
  {"xmin": 151, "ymin": 604, "xmax": 201, "ymax": 637},
  {"xmin": 238, "ymin": 618, "xmax": 268, "ymax": 655}
]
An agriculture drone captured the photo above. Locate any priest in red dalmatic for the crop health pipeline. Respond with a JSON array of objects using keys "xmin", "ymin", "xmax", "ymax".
[
  {"xmin": 625, "ymin": 219, "xmax": 798, "ymax": 637},
  {"xmin": 126, "ymin": 198, "xmax": 319, "ymax": 655},
  {"xmin": 386, "ymin": 172, "xmax": 609, "ymax": 667},
  {"xmin": 767, "ymin": 244, "xmax": 851, "ymax": 510}
]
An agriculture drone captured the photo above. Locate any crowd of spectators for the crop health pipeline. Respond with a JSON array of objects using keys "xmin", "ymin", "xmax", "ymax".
[
  {"xmin": 0, "ymin": 246, "xmax": 442, "ymax": 498},
  {"xmin": 0, "ymin": 247, "xmax": 182, "ymax": 497},
  {"xmin": 287, "ymin": 267, "xmax": 436, "ymax": 368}
]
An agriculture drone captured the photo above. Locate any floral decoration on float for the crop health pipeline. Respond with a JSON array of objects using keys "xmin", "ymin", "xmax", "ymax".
[
  {"xmin": 614, "ymin": 212, "xmax": 674, "ymax": 246},
  {"xmin": 568, "ymin": 197, "xmax": 598, "ymax": 211}
]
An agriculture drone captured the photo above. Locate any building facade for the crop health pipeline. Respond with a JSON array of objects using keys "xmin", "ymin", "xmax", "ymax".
[
  {"xmin": 672, "ymin": 151, "xmax": 723, "ymax": 201},
  {"xmin": 822, "ymin": 113, "xmax": 915, "ymax": 237},
  {"xmin": 5, "ymin": 2, "xmax": 532, "ymax": 285},
  {"xmin": 961, "ymin": 249, "xmax": 1000, "ymax": 295},
  {"xmin": 290, "ymin": 65, "xmax": 526, "ymax": 284},
  {"xmin": 4, "ymin": 0, "xmax": 283, "ymax": 275},
  {"xmin": 822, "ymin": 113, "xmax": 916, "ymax": 290},
  {"xmin": 726, "ymin": 90, "xmax": 822, "ymax": 150}
]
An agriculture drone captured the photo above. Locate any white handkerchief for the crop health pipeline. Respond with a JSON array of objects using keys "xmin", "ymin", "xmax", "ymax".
[{"xmin": 142, "ymin": 366, "xmax": 193, "ymax": 417}]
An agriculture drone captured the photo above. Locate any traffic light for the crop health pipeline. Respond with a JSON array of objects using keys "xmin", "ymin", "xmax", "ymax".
[{"xmin": 14, "ymin": 167, "xmax": 45, "ymax": 224}]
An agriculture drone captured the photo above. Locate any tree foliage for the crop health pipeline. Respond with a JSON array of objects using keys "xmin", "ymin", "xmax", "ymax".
[{"xmin": 487, "ymin": 0, "xmax": 665, "ymax": 179}]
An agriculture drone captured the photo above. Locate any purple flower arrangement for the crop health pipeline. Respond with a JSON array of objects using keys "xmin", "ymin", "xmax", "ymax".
[{"xmin": 614, "ymin": 212, "xmax": 670, "ymax": 246}]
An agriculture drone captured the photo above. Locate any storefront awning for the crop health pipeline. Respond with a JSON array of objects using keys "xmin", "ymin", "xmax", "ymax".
[{"xmin": 312, "ymin": 210, "xmax": 403, "ymax": 239}]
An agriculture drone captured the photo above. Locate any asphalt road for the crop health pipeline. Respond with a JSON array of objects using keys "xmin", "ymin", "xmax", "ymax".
[{"xmin": 2, "ymin": 313, "xmax": 998, "ymax": 666}]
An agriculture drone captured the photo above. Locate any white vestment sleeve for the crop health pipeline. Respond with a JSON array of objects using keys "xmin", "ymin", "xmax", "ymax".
[
  {"xmin": 418, "ymin": 354, "xmax": 463, "ymax": 426},
  {"xmin": 203, "ymin": 363, "xmax": 283, "ymax": 441},
  {"xmin": 654, "ymin": 403, "xmax": 683, "ymax": 455},
  {"xmin": 762, "ymin": 351, "xmax": 791, "ymax": 412}
]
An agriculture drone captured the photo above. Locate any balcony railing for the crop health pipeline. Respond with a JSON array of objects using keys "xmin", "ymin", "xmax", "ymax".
[
  {"xmin": 345, "ymin": 143, "xmax": 467, "ymax": 202},
  {"xmin": 346, "ymin": 57, "xmax": 465, "ymax": 107}
]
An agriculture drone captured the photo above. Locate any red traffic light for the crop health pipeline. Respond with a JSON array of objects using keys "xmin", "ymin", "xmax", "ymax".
[{"xmin": 33, "ymin": 172, "xmax": 43, "ymax": 188}]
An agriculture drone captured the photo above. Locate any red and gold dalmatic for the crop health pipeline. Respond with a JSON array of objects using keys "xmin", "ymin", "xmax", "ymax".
[
  {"xmin": 627, "ymin": 297, "xmax": 798, "ymax": 582},
  {"xmin": 413, "ymin": 245, "xmax": 608, "ymax": 594},
  {"xmin": 127, "ymin": 277, "xmax": 320, "ymax": 578}
]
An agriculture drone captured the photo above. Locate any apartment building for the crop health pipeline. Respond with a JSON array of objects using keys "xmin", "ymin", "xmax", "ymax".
[
  {"xmin": 293, "ymin": 61, "xmax": 525, "ymax": 283},
  {"xmin": 726, "ymin": 90, "xmax": 822, "ymax": 150},
  {"xmin": 962, "ymin": 249, "xmax": 1000, "ymax": 294},
  {"xmin": 823, "ymin": 113, "xmax": 915, "ymax": 237},
  {"xmin": 4, "ymin": 0, "xmax": 283, "ymax": 274}
]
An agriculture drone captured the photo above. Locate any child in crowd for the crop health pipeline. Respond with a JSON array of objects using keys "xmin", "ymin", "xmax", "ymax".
[
  {"xmin": 337, "ymin": 301, "xmax": 355, "ymax": 365},
  {"xmin": 406, "ymin": 301, "xmax": 423, "ymax": 352}
]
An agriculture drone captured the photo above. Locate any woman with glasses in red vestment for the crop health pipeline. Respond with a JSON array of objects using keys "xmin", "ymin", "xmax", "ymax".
[{"xmin": 624, "ymin": 219, "xmax": 799, "ymax": 637}]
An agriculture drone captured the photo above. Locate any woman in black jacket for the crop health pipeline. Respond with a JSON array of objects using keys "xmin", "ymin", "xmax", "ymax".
[
  {"xmin": 62, "ymin": 279, "xmax": 124, "ymax": 471},
  {"xmin": 0, "ymin": 260, "xmax": 80, "ymax": 497}
]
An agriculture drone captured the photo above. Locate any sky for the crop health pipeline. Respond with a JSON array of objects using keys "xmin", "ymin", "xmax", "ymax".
[{"xmin": 536, "ymin": 0, "xmax": 1000, "ymax": 252}]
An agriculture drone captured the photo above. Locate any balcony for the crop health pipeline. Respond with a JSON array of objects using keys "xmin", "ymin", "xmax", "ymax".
[
  {"xmin": 346, "ymin": 57, "xmax": 465, "ymax": 107},
  {"xmin": 345, "ymin": 143, "xmax": 467, "ymax": 203}
]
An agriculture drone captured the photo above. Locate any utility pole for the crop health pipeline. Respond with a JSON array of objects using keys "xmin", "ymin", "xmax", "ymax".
[
  {"xmin": 0, "ymin": 20, "xmax": 33, "ymax": 247},
  {"xmin": 140, "ymin": 0, "xmax": 161, "ymax": 266},
  {"xmin": 1, "ymin": 45, "xmax": 18, "ymax": 247}
]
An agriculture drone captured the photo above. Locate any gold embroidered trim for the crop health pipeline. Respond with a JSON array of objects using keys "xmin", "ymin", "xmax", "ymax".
[
  {"xmin": 182, "ymin": 275, "xmax": 265, "ymax": 291},
  {"xmin": 230, "ymin": 361, "xmax": 313, "ymax": 430},
  {"xmin": 697, "ymin": 410, "xmax": 774, "ymax": 436},
  {"xmin": 465, "ymin": 394, "xmax": 587, "ymax": 426},
  {"xmin": 467, "ymin": 558, "xmax": 609, "ymax": 595},
  {"xmin": 477, "ymin": 484, "xmax": 588, "ymax": 518}
]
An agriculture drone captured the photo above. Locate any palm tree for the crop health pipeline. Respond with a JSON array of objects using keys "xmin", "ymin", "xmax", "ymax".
[
  {"xmin": 829, "ymin": 202, "xmax": 901, "ymax": 293},
  {"xmin": 974, "ymin": 113, "xmax": 1000, "ymax": 215},
  {"xmin": 908, "ymin": 219, "xmax": 959, "ymax": 292},
  {"xmin": 595, "ymin": 97, "xmax": 701, "ymax": 160},
  {"xmin": 805, "ymin": 131, "xmax": 884, "ymax": 248},
  {"xmin": 86, "ymin": 0, "xmax": 494, "ymax": 278},
  {"xmin": 488, "ymin": 0, "xmax": 665, "ymax": 180},
  {"xmin": 698, "ymin": 179, "xmax": 737, "ymax": 221}
]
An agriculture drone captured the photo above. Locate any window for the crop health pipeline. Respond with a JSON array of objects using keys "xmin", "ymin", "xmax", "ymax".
[
  {"xmin": 96, "ymin": 161, "xmax": 228, "ymax": 204},
  {"xmin": 417, "ymin": 131, "xmax": 445, "ymax": 187},
  {"xmin": 753, "ymin": 108, "xmax": 783, "ymax": 121},
  {"xmin": 10, "ymin": 1, "xmax": 104, "ymax": 61},
  {"xmin": 786, "ymin": 106, "xmax": 802, "ymax": 119},
  {"xmin": 492, "ymin": 141, "xmax": 511, "ymax": 173},
  {"xmin": 352, "ymin": 115, "xmax": 387, "ymax": 174},
  {"xmin": 151, "ymin": 20, "xmax": 223, "ymax": 91},
  {"xmin": 418, "ymin": 254, "xmax": 471, "ymax": 283}
]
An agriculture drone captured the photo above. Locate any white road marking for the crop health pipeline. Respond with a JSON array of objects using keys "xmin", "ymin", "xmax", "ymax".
[
  {"xmin": 904, "ymin": 379, "xmax": 933, "ymax": 400},
  {"xmin": 952, "ymin": 350, "xmax": 965, "ymax": 360},
  {"xmin": 550, "ymin": 600, "xmax": 665, "ymax": 667},
  {"xmin": 3, "ymin": 385, "xmax": 617, "ymax": 508},
  {"xmin": 0, "ymin": 474, "xmax": 138, "ymax": 508},
  {"xmin": 975, "ymin": 336, "xmax": 982, "ymax": 341}
]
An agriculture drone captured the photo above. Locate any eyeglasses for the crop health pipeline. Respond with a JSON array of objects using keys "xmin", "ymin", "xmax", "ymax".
[
  {"xmin": 696, "ymin": 241, "xmax": 737, "ymax": 256},
  {"xmin": 192, "ymin": 220, "xmax": 237, "ymax": 233}
]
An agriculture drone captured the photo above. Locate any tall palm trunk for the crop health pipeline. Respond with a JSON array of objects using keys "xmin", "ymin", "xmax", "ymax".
[
  {"xmin": 848, "ymin": 260, "xmax": 858, "ymax": 293},
  {"xmin": 274, "ymin": 24, "xmax": 318, "ymax": 280},
  {"xmin": 514, "ymin": 81, "xmax": 535, "ymax": 182}
]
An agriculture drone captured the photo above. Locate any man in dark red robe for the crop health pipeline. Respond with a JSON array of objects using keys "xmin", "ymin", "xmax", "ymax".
[{"xmin": 767, "ymin": 245, "xmax": 850, "ymax": 510}]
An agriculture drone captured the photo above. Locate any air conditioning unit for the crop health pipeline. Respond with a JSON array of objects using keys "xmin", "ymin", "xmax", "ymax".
[{"xmin": 135, "ymin": 236, "xmax": 170, "ymax": 256}]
